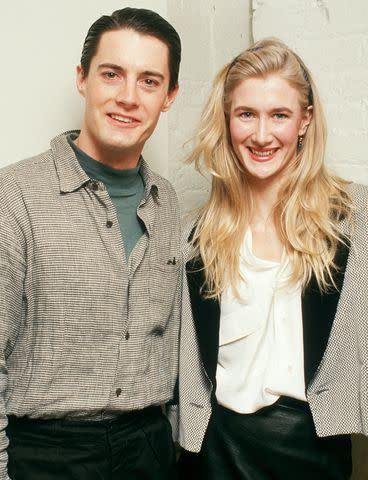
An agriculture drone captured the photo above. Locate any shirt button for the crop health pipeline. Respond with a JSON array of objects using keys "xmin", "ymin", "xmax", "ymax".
[
  {"xmin": 116, "ymin": 388, "xmax": 122, "ymax": 397},
  {"xmin": 125, "ymin": 331, "xmax": 130, "ymax": 340},
  {"xmin": 106, "ymin": 220, "xmax": 113, "ymax": 228},
  {"xmin": 90, "ymin": 181, "xmax": 99, "ymax": 191},
  {"xmin": 151, "ymin": 326, "xmax": 164, "ymax": 337}
]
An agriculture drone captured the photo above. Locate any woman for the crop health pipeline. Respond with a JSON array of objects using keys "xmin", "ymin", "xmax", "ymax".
[{"xmin": 174, "ymin": 39, "xmax": 368, "ymax": 479}]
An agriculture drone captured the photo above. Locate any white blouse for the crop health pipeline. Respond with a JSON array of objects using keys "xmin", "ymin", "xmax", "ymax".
[{"xmin": 216, "ymin": 229, "xmax": 306, "ymax": 414}]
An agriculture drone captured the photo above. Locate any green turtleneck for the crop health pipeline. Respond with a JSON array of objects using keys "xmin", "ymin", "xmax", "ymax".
[{"xmin": 68, "ymin": 136, "xmax": 145, "ymax": 260}]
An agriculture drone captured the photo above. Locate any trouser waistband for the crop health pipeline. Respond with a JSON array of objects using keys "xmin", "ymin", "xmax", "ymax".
[{"xmin": 7, "ymin": 405, "xmax": 162, "ymax": 429}]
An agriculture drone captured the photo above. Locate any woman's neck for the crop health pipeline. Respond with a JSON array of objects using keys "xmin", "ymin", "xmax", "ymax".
[
  {"xmin": 249, "ymin": 178, "xmax": 280, "ymax": 225},
  {"xmin": 248, "ymin": 179, "xmax": 284, "ymax": 262}
]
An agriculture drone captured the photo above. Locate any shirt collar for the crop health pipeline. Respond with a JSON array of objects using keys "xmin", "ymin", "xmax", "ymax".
[
  {"xmin": 51, "ymin": 131, "xmax": 161, "ymax": 200},
  {"xmin": 139, "ymin": 157, "xmax": 160, "ymax": 203},
  {"xmin": 51, "ymin": 130, "xmax": 90, "ymax": 193}
]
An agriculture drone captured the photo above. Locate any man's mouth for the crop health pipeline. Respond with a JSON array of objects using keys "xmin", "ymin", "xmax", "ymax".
[{"xmin": 109, "ymin": 114, "xmax": 138, "ymax": 124}]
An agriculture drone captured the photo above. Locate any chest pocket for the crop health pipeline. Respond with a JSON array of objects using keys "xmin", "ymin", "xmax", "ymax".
[{"xmin": 149, "ymin": 261, "xmax": 180, "ymax": 329}]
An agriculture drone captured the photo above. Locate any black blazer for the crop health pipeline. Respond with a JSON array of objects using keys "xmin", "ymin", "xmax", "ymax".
[{"xmin": 186, "ymin": 243, "xmax": 349, "ymax": 394}]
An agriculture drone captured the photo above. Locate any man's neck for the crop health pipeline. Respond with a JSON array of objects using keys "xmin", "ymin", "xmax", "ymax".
[{"xmin": 75, "ymin": 134, "xmax": 141, "ymax": 170}]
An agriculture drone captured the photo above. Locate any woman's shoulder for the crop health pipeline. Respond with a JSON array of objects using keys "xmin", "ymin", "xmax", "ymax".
[{"xmin": 347, "ymin": 182, "xmax": 368, "ymax": 210}]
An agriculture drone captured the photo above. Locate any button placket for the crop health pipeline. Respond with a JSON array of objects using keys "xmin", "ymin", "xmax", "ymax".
[
  {"xmin": 88, "ymin": 181, "xmax": 113, "ymax": 228},
  {"xmin": 87, "ymin": 183, "xmax": 131, "ymax": 406}
]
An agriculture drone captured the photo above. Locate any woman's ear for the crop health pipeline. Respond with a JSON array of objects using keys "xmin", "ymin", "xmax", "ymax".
[{"xmin": 299, "ymin": 105, "xmax": 313, "ymax": 136}]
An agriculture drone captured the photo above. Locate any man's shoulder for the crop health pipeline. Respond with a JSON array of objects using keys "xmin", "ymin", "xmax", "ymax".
[
  {"xmin": 0, "ymin": 149, "xmax": 53, "ymax": 181},
  {"xmin": 153, "ymin": 171, "xmax": 177, "ymax": 196},
  {"xmin": 0, "ymin": 149, "xmax": 55, "ymax": 207},
  {"xmin": 0, "ymin": 133, "xmax": 70, "ymax": 214},
  {"xmin": 0, "ymin": 130, "xmax": 77, "ymax": 185},
  {"xmin": 141, "ymin": 160, "xmax": 178, "ymax": 204},
  {"xmin": 0, "ymin": 131, "xmax": 78, "ymax": 198}
]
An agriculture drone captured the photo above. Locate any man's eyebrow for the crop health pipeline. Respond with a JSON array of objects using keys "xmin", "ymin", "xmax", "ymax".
[
  {"xmin": 142, "ymin": 70, "xmax": 165, "ymax": 81},
  {"xmin": 98, "ymin": 63, "xmax": 165, "ymax": 81},
  {"xmin": 98, "ymin": 63, "xmax": 124, "ymax": 71}
]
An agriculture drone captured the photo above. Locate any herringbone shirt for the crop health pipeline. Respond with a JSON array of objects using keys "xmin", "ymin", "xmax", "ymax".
[{"xmin": 0, "ymin": 131, "xmax": 182, "ymax": 479}]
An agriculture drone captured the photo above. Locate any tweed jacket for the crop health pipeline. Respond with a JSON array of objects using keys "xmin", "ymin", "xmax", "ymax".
[
  {"xmin": 169, "ymin": 183, "xmax": 368, "ymax": 453},
  {"xmin": 0, "ymin": 132, "xmax": 182, "ymax": 478}
]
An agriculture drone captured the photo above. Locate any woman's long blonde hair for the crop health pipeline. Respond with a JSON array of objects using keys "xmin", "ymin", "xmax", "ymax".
[{"xmin": 189, "ymin": 38, "xmax": 351, "ymax": 299}]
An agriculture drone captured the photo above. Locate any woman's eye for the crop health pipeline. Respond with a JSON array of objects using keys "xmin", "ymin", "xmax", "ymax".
[
  {"xmin": 274, "ymin": 113, "xmax": 287, "ymax": 119},
  {"xmin": 240, "ymin": 111, "xmax": 253, "ymax": 119}
]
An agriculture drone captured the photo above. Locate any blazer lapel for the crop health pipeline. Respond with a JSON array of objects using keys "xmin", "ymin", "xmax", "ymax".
[
  {"xmin": 187, "ymin": 239, "xmax": 350, "ymax": 392},
  {"xmin": 302, "ymin": 242, "xmax": 350, "ymax": 386}
]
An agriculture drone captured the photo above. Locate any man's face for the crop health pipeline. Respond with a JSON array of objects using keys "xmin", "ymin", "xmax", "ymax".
[{"xmin": 76, "ymin": 28, "xmax": 178, "ymax": 168}]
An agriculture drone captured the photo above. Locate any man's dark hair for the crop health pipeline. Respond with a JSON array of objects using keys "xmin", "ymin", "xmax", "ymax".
[{"xmin": 80, "ymin": 7, "xmax": 181, "ymax": 92}]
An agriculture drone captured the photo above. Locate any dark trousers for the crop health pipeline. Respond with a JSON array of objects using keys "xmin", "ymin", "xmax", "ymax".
[
  {"xmin": 6, "ymin": 407, "xmax": 177, "ymax": 480},
  {"xmin": 178, "ymin": 397, "xmax": 352, "ymax": 480}
]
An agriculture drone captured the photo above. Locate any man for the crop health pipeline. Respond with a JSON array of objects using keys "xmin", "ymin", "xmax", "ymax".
[{"xmin": 0, "ymin": 7, "xmax": 181, "ymax": 480}]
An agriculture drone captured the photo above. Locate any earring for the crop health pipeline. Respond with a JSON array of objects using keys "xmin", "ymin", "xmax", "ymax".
[{"xmin": 297, "ymin": 135, "xmax": 303, "ymax": 151}]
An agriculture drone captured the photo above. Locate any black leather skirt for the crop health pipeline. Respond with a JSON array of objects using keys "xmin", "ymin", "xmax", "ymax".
[{"xmin": 178, "ymin": 397, "xmax": 351, "ymax": 480}]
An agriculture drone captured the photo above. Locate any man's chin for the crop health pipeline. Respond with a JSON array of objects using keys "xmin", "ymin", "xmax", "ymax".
[{"xmin": 97, "ymin": 137, "xmax": 144, "ymax": 163}]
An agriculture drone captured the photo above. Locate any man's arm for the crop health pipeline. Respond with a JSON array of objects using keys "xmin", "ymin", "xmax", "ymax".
[{"xmin": 0, "ymin": 198, "xmax": 26, "ymax": 480}]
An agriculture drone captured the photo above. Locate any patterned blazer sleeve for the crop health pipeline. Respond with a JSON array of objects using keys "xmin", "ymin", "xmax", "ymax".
[
  {"xmin": 308, "ymin": 183, "xmax": 368, "ymax": 437},
  {"xmin": 168, "ymin": 214, "xmax": 214, "ymax": 452}
]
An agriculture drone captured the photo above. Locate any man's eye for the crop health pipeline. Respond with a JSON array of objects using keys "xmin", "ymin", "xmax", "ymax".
[
  {"xmin": 103, "ymin": 72, "xmax": 117, "ymax": 79},
  {"xmin": 144, "ymin": 78, "xmax": 158, "ymax": 87}
]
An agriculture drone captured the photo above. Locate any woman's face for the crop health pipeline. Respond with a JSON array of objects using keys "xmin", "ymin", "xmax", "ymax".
[{"xmin": 229, "ymin": 73, "xmax": 311, "ymax": 187}]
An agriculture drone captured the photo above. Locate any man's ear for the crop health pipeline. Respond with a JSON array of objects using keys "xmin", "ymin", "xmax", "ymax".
[
  {"xmin": 299, "ymin": 105, "xmax": 313, "ymax": 136},
  {"xmin": 76, "ymin": 65, "xmax": 86, "ymax": 97},
  {"xmin": 161, "ymin": 84, "xmax": 179, "ymax": 112}
]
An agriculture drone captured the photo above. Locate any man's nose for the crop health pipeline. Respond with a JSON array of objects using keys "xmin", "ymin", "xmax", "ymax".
[{"xmin": 116, "ymin": 79, "xmax": 139, "ymax": 107}]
